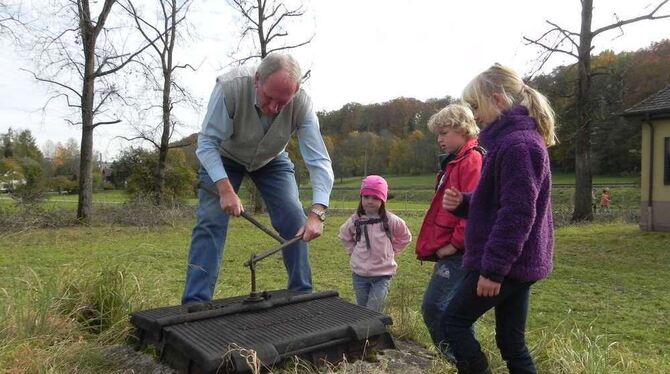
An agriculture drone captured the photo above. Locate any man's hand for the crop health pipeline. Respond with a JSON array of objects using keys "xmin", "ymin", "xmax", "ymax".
[
  {"xmin": 296, "ymin": 204, "xmax": 326, "ymax": 242},
  {"xmin": 476, "ymin": 275, "xmax": 501, "ymax": 297},
  {"xmin": 442, "ymin": 187, "xmax": 463, "ymax": 211},
  {"xmin": 436, "ymin": 244, "xmax": 458, "ymax": 258},
  {"xmin": 216, "ymin": 179, "xmax": 244, "ymax": 217}
]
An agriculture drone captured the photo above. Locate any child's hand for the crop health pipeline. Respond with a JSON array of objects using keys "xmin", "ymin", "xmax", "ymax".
[
  {"xmin": 443, "ymin": 187, "xmax": 463, "ymax": 211},
  {"xmin": 477, "ymin": 275, "xmax": 501, "ymax": 297}
]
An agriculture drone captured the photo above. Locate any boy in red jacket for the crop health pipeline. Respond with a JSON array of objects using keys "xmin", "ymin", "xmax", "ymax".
[{"xmin": 416, "ymin": 103, "xmax": 483, "ymax": 361}]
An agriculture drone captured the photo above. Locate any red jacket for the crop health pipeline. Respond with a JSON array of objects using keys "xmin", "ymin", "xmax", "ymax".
[{"xmin": 415, "ymin": 138, "xmax": 483, "ymax": 261}]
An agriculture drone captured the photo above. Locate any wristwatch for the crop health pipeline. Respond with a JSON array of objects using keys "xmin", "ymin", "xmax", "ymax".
[{"xmin": 310, "ymin": 208, "xmax": 327, "ymax": 222}]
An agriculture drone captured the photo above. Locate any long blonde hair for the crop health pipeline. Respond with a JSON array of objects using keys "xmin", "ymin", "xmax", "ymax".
[{"xmin": 463, "ymin": 63, "xmax": 557, "ymax": 147}]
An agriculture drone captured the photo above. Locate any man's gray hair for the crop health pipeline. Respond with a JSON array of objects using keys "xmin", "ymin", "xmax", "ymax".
[{"xmin": 257, "ymin": 53, "xmax": 302, "ymax": 83}]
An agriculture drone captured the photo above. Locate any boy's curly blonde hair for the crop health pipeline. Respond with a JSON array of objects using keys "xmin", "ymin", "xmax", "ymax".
[{"xmin": 426, "ymin": 103, "xmax": 479, "ymax": 139}]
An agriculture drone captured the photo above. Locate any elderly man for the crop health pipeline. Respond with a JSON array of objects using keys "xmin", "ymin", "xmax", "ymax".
[{"xmin": 182, "ymin": 54, "xmax": 334, "ymax": 304}]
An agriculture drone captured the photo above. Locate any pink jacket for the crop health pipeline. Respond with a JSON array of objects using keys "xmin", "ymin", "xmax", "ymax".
[{"xmin": 338, "ymin": 212, "xmax": 412, "ymax": 277}]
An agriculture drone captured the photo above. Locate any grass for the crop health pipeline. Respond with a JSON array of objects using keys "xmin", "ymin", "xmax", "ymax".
[
  {"xmin": 331, "ymin": 173, "xmax": 639, "ymax": 188},
  {"xmin": 1, "ymin": 216, "xmax": 669, "ymax": 373},
  {"xmin": 0, "ymin": 190, "xmax": 200, "ymax": 210},
  {"xmin": 0, "ymin": 171, "xmax": 641, "ymax": 213},
  {"xmin": 551, "ymin": 173, "xmax": 640, "ymax": 185}
]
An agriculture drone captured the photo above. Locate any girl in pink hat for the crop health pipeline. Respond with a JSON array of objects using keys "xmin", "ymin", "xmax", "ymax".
[{"xmin": 338, "ymin": 175, "xmax": 412, "ymax": 312}]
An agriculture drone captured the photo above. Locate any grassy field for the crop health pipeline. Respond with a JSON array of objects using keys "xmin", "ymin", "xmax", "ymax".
[
  {"xmin": 331, "ymin": 173, "xmax": 639, "ymax": 188},
  {"xmin": 1, "ymin": 215, "xmax": 668, "ymax": 373},
  {"xmin": 0, "ymin": 170, "xmax": 641, "ymax": 214}
]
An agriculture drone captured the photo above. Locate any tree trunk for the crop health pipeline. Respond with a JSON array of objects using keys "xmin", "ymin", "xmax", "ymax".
[
  {"xmin": 250, "ymin": 0, "xmax": 268, "ymax": 214},
  {"xmin": 155, "ymin": 68, "xmax": 171, "ymax": 205},
  {"xmin": 571, "ymin": 0, "xmax": 595, "ymax": 222},
  {"xmin": 257, "ymin": 0, "xmax": 267, "ymax": 57},
  {"xmin": 77, "ymin": 35, "xmax": 96, "ymax": 223}
]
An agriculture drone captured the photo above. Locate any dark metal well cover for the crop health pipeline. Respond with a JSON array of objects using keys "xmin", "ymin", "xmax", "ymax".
[{"xmin": 130, "ymin": 290, "xmax": 395, "ymax": 373}]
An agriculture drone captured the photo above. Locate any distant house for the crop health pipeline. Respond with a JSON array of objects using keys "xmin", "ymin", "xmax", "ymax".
[
  {"xmin": 100, "ymin": 161, "xmax": 114, "ymax": 184},
  {"xmin": 0, "ymin": 171, "xmax": 26, "ymax": 192},
  {"xmin": 622, "ymin": 85, "xmax": 670, "ymax": 231}
]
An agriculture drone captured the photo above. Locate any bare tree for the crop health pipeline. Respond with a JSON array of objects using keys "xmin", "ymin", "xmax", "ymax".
[
  {"xmin": 227, "ymin": 0, "xmax": 313, "ymax": 212},
  {"xmin": 228, "ymin": 0, "xmax": 313, "ymax": 65},
  {"xmin": 120, "ymin": 0, "xmax": 197, "ymax": 205},
  {"xmin": 524, "ymin": 0, "xmax": 669, "ymax": 221},
  {"xmin": 23, "ymin": 0, "xmax": 163, "ymax": 222}
]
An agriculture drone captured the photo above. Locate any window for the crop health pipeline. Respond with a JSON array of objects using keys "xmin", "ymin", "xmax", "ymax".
[{"xmin": 665, "ymin": 137, "xmax": 670, "ymax": 185}]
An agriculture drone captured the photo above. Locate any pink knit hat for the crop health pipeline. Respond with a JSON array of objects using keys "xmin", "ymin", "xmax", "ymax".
[{"xmin": 360, "ymin": 175, "xmax": 388, "ymax": 202}]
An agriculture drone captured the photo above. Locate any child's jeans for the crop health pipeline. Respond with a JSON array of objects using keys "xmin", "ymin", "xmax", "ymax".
[
  {"xmin": 441, "ymin": 271, "xmax": 536, "ymax": 374},
  {"xmin": 352, "ymin": 273, "xmax": 391, "ymax": 312},
  {"xmin": 421, "ymin": 253, "xmax": 470, "ymax": 361}
]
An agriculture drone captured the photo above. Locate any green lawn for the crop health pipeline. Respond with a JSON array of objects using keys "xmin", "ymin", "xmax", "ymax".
[
  {"xmin": 0, "ymin": 190, "xmax": 200, "ymax": 210},
  {"xmin": 330, "ymin": 173, "xmax": 639, "ymax": 189},
  {"xmin": 552, "ymin": 173, "xmax": 640, "ymax": 185},
  {"xmin": 1, "ymin": 218, "xmax": 668, "ymax": 373},
  {"xmin": 333, "ymin": 175, "xmax": 437, "ymax": 188},
  {"xmin": 0, "ymin": 170, "xmax": 641, "ymax": 212}
]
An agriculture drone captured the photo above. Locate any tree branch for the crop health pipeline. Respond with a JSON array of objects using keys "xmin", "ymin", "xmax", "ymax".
[
  {"xmin": 265, "ymin": 5, "xmax": 304, "ymax": 39},
  {"xmin": 45, "ymin": 93, "xmax": 82, "ymax": 109},
  {"xmin": 66, "ymin": 119, "xmax": 83, "ymax": 127},
  {"xmin": 265, "ymin": 35, "xmax": 314, "ymax": 54},
  {"xmin": 265, "ymin": 31, "xmax": 287, "ymax": 45},
  {"xmin": 115, "ymin": 135, "xmax": 160, "ymax": 149},
  {"xmin": 235, "ymin": 53, "xmax": 263, "ymax": 65},
  {"xmin": 229, "ymin": 0, "xmax": 259, "ymax": 27},
  {"xmin": 92, "ymin": 0, "xmax": 117, "ymax": 38},
  {"xmin": 95, "ymin": 33, "xmax": 163, "ymax": 77},
  {"xmin": 120, "ymin": 1, "xmax": 166, "ymax": 58},
  {"xmin": 545, "ymin": 20, "xmax": 580, "ymax": 51},
  {"xmin": 523, "ymin": 36, "xmax": 579, "ymax": 59},
  {"xmin": 21, "ymin": 68, "xmax": 83, "ymax": 98},
  {"xmin": 92, "ymin": 88, "xmax": 117, "ymax": 115},
  {"xmin": 92, "ymin": 119, "xmax": 122, "ymax": 128},
  {"xmin": 592, "ymin": 0, "xmax": 670, "ymax": 36}
]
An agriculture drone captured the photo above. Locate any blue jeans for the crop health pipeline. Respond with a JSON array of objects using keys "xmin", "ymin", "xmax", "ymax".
[
  {"xmin": 352, "ymin": 273, "xmax": 391, "ymax": 313},
  {"xmin": 441, "ymin": 271, "xmax": 536, "ymax": 374},
  {"xmin": 421, "ymin": 253, "xmax": 469, "ymax": 360},
  {"xmin": 182, "ymin": 153, "xmax": 312, "ymax": 304}
]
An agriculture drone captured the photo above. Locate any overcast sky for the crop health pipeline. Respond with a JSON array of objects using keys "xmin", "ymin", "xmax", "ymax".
[{"xmin": 1, "ymin": 0, "xmax": 669, "ymax": 160}]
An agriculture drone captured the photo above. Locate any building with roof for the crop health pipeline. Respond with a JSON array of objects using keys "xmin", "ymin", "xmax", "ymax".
[{"xmin": 622, "ymin": 85, "xmax": 670, "ymax": 231}]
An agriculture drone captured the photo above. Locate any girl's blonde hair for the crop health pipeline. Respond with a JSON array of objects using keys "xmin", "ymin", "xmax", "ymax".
[
  {"xmin": 426, "ymin": 103, "xmax": 479, "ymax": 139},
  {"xmin": 463, "ymin": 63, "xmax": 557, "ymax": 147}
]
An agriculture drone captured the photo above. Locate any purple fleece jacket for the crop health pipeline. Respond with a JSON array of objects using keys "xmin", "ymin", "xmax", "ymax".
[{"xmin": 459, "ymin": 105, "xmax": 554, "ymax": 282}]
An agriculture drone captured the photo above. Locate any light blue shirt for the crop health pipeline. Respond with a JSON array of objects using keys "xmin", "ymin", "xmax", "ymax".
[{"xmin": 196, "ymin": 82, "xmax": 334, "ymax": 207}]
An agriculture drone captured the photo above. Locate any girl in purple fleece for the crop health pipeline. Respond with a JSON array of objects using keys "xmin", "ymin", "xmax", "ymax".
[{"xmin": 440, "ymin": 63, "xmax": 556, "ymax": 374}]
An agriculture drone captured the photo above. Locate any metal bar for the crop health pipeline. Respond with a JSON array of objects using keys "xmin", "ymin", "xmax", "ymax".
[
  {"xmin": 240, "ymin": 211, "xmax": 285, "ymax": 244},
  {"xmin": 157, "ymin": 291, "xmax": 340, "ymax": 326},
  {"xmin": 244, "ymin": 236, "xmax": 303, "ymax": 267},
  {"xmin": 197, "ymin": 181, "xmax": 304, "ymax": 267},
  {"xmin": 197, "ymin": 181, "xmax": 285, "ymax": 243}
]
